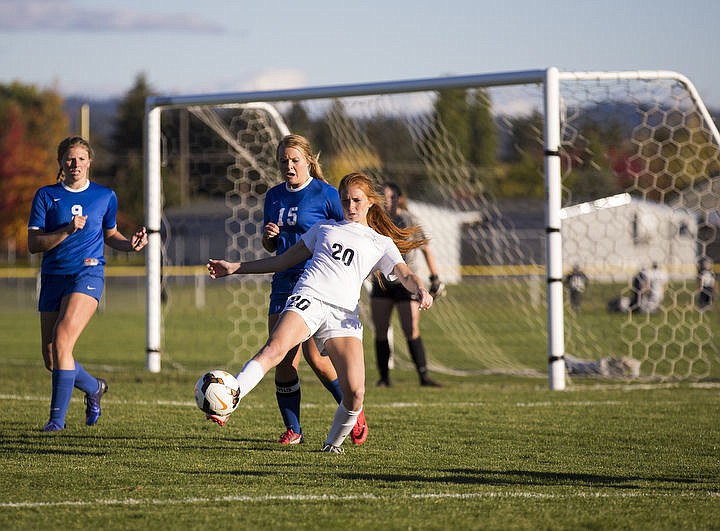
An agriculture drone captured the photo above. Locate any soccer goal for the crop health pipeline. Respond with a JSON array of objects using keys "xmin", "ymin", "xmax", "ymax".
[{"xmin": 144, "ymin": 68, "xmax": 720, "ymax": 388}]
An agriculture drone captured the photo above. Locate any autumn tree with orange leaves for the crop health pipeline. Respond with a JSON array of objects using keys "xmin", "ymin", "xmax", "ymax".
[{"xmin": 0, "ymin": 83, "xmax": 68, "ymax": 255}]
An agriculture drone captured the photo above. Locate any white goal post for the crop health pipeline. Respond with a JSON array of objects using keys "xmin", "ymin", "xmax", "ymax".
[{"xmin": 144, "ymin": 68, "xmax": 720, "ymax": 388}]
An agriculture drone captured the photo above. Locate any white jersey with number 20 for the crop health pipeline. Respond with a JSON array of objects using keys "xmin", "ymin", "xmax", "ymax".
[{"xmin": 298, "ymin": 220, "xmax": 404, "ymax": 311}]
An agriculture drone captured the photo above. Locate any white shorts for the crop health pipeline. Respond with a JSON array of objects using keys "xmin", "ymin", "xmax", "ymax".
[{"xmin": 281, "ymin": 289, "xmax": 363, "ymax": 352}]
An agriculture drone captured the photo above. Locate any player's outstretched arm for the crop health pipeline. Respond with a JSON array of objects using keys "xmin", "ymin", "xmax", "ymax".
[
  {"xmin": 208, "ymin": 240, "xmax": 312, "ymax": 279},
  {"xmin": 207, "ymin": 259, "xmax": 239, "ymax": 278}
]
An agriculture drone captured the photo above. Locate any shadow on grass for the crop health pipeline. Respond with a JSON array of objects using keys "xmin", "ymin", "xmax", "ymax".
[
  {"xmin": 173, "ymin": 463, "xmax": 706, "ymax": 489},
  {"xmin": 0, "ymin": 423, "xmax": 294, "ymax": 456},
  {"xmin": 337, "ymin": 468, "xmax": 704, "ymax": 489}
]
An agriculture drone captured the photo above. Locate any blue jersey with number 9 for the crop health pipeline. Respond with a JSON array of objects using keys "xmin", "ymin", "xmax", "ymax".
[{"xmin": 28, "ymin": 182, "xmax": 118, "ymax": 275}]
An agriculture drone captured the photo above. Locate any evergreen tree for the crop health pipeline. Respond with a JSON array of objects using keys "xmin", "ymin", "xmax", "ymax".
[
  {"xmin": 424, "ymin": 88, "xmax": 499, "ymax": 198},
  {"xmin": 113, "ymin": 73, "xmax": 154, "ymax": 153},
  {"xmin": 434, "ymin": 88, "xmax": 472, "ymax": 156},
  {"xmin": 365, "ymin": 116, "xmax": 422, "ymax": 193},
  {"xmin": 111, "ymin": 73, "xmax": 156, "ymax": 228},
  {"xmin": 284, "ymin": 102, "xmax": 313, "ymax": 141},
  {"xmin": 493, "ymin": 111, "xmax": 545, "ymax": 198},
  {"xmin": 468, "ymin": 88, "xmax": 497, "ymax": 168}
]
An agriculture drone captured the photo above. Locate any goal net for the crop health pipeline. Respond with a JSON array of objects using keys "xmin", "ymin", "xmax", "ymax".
[{"xmin": 144, "ymin": 69, "xmax": 720, "ymax": 385}]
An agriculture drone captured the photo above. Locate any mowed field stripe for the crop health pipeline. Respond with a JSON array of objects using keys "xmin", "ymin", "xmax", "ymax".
[
  {"xmin": 0, "ymin": 394, "xmax": 689, "ymax": 410},
  {"xmin": 2, "ymin": 490, "xmax": 718, "ymax": 509},
  {"xmin": 1, "ymin": 391, "xmax": 716, "ymax": 410}
]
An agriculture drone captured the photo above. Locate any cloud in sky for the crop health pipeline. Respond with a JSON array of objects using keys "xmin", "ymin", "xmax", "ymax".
[
  {"xmin": 0, "ymin": 0, "xmax": 225, "ymax": 33},
  {"xmin": 232, "ymin": 69, "xmax": 310, "ymax": 93}
]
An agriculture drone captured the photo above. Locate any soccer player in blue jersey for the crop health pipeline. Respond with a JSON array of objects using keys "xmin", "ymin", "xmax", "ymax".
[
  {"xmin": 207, "ymin": 172, "xmax": 433, "ymax": 452},
  {"xmin": 28, "ymin": 136, "xmax": 148, "ymax": 432},
  {"xmin": 231, "ymin": 134, "xmax": 367, "ymax": 445}
]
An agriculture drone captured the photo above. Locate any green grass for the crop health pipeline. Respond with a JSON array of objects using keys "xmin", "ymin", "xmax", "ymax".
[{"xmin": 1, "ymin": 289, "xmax": 719, "ymax": 530}]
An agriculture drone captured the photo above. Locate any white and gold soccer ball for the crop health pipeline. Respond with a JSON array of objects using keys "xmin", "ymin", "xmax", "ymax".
[{"xmin": 194, "ymin": 370, "xmax": 240, "ymax": 417}]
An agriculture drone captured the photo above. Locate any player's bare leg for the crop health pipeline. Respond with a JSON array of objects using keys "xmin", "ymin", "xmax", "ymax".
[
  {"xmin": 209, "ymin": 311, "xmax": 310, "ymax": 427},
  {"xmin": 322, "ymin": 337, "xmax": 366, "ymax": 450}
]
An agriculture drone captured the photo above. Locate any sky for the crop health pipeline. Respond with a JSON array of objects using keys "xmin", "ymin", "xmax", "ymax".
[{"xmin": 1, "ymin": 0, "xmax": 719, "ymax": 109}]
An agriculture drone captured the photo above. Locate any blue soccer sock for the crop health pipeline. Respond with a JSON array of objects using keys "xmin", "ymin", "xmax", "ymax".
[
  {"xmin": 74, "ymin": 362, "xmax": 98, "ymax": 395},
  {"xmin": 323, "ymin": 378, "xmax": 343, "ymax": 404},
  {"xmin": 276, "ymin": 377, "xmax": 302, "ymax": 433},
  {"xmin": 49, "ymin": 369, "xmax": 76, "ymax": 427}
]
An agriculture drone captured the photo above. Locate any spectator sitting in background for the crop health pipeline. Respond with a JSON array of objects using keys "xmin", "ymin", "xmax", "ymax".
[
  {"xmin": 697, "ymin": 258, "xmax": 715, "ymax": 310},
  {"xmin": 564, "ymin": 264, "xmax": 588, "ymax": 312},
  {"xmin": 643, "ymin": 262, "xmax": 668, "ymax": 313}
]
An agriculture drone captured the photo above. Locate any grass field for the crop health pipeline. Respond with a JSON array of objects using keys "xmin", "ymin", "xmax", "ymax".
[{"xmin": 1, "ymin": 282, "xmax": 719, "ymax": 530}]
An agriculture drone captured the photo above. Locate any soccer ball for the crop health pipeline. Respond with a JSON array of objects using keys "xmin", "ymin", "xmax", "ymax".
[{"xmin": 194, "ymin": 370, "xmax": 241, "ymax": 416}]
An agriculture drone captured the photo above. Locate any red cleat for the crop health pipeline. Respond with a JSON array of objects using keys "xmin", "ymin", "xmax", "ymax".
[
  {"xmin": 350, "ymin": 409, "xmax": 368, "ymax": 445},
  {"xmin": 278, "ymin": 428, "xmax": 304, "ymax": 445},
  {"xmin": 206, "ymin": 413, "xmax": 230, "ymax": 427}
]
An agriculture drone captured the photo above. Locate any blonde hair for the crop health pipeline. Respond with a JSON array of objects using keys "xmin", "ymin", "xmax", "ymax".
[
  {"xmin": 56, "ymin": 136, "xmax": 93, "ymax": 182},
  {"xmin": 276, "ymin": 134, "xmax": 326, "ymax": 182},
  {"xmin": 338, "ymin": 172, "xmax": 427, "ymax": 255}
]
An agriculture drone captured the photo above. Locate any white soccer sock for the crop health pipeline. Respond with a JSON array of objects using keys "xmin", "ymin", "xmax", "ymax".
[
  {"xmin": 324, "ymin": 403, "xmax": 361, "ymax": 447},
  {"xmin": 234, "ymin": 359, "xmax": 266, "ymax": 400}
]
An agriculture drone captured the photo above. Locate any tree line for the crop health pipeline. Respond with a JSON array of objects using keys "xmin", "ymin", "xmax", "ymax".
[{"xmin": 2, "ymin": 73, "xmax": 718, "ymax": 258}]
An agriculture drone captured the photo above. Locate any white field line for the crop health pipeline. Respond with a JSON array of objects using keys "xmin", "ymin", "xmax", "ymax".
[
  {"xmin": 0, "ymin": 394, "xmax": 437, "ymax": 409},
  {"xmin": 0, "ymin": 394, "xmax": 702, "ymax": 410},
  {"xmin": 1, "ymin": 490, "xmax": 718, "ymax": 509}
]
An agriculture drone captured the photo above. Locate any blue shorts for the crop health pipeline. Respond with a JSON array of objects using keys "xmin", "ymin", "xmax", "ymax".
[
  {"xmin": 269, "ymin": 293, "xmax": 291, "ymax": 315},
  {"xmin": 269, "ymin": 270, "xmax": 304, "ymax": 315},
  {"xmin": 38, "ymin": 270, "xmax": 105, "ymax": 312}
]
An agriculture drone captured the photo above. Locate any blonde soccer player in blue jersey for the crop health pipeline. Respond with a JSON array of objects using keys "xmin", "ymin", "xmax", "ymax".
[
  {"xmin": 207, "ymin": 172, "xmax": 432, "ymax": 452},
  {"xmin": 28, "ymin": 136, "xmax": 147, "ymax": 432}
]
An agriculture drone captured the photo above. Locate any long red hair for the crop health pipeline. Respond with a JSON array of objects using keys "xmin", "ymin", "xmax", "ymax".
[{"xmin": 338, "ymin": 172, "xmax": 427, "ymax": 254}]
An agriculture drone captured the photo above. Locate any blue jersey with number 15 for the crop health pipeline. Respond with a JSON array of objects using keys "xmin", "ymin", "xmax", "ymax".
[
  {"xmin": 28, "ymin": 181, "xmax": 118, "ymax": 275},
  {"xmin": 264, "ymin": 177, "xmax": 343, "ymax": 293}
]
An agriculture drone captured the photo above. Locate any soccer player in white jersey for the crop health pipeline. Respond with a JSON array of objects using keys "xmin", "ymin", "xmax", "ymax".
[
  {"xmin": 28, "ymin": 136, "xmax": 148, "ymax": 432},
  {"xmin": 207, "ymin": 172, "xmax": 433, "ymax": 452},
  {"xmin": 262, "ymin": 135, "xmax": 366, "ymax": 446}
]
